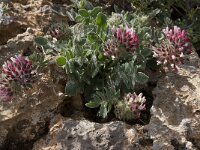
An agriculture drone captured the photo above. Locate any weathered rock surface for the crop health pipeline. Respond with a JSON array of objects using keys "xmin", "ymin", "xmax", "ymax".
[
  {"xmin": 1, "ymin": 0, "xmax": 200, "ymax": 150},
  {"xmin": 0, "ymin": 28, "xmax": 40, "ymax": 65},
  {"xmin": 0, "ymin": 70, "xmax": 65, "ymax": 149},
  {"xmin": 148, "ymin": 52, "xmax": 200, "ymax": 150},
  {"xmin": 0, "ymin": 0, "xmax": 71, "ymax": 149},
  {"xmin": 0, "ymin": 0, "xmax": 71, "ymax": 65},
  {"xmin": 0, "ymin": 0, "xmax": 70, "ymax": 45},
  {"xmin": 33, "ymin": 115, "xmax": 152, "ymax": 150}
]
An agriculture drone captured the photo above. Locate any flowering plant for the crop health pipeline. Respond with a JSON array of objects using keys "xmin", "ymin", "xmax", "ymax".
[
  {"xmin": 152, "ymin": 26, "xmax": 192, "ymax": 71},
  {"xmin": 0, "ymin": 55, "xmax": 34, "ymax": 101},
  {"xmin": 115, "ymin": 93, "xmax": 146, "ymax": 120},
  {"xmin": 34, "ymin": 4, "xmax": 193, "ymax": 120}
]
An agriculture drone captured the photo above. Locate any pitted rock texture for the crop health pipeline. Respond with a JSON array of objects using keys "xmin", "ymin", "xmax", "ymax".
[
  {"xmin": 0, "ymin": 0, "xmax": 70, "ymax": 45},
  {"xmin": 33, "ymin": 115, "xmax": 152, "ymax": 150},
  {"xmin": 0, "ymin": 28, "xmax": 39, "ymax": 65},
  {"xmin": 0, "ymin": 0, "xmax": 70, "ymax": 149},
  {"xmin": 0, "ymin": 0, "xmax": 71, "ymax": 64},
  {"xmin": 0, "ymin": 70, "xmax": 65, "ymax": 149},
  {"xmin": 1, "ymin": 0, "xmax": 200, "ymax": 150},
  {"xmin": 148, "ymin": 52, "xmax": 200, "ymax": 150}
]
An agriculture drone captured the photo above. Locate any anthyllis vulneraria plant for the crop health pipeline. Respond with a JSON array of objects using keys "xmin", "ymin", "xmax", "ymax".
[
  {"xmin": 0, "ymin": 78, "xmax": 13, "ymax": 102},
  {"xmin": 114, "ymin": 92, "xmax": 146, "ymax": 121},
  {"xmin": 53, "ymin": 8, "xmax": 150, "ymax": 120},
  {"xmin": 163, "ymin": 26, "xmax": 192, "ymax": 54},
  {"xmin": 113, "ymin": 27, "xmax": 139, "ymax": 53},
  {"xmin": 103, "ymin": 39, "xmax": 119, "ymax": 60},
  {"xmin": 103, "ymin": 26, "xmax": 139, "ymax": 59},
  {"xmin": 1, "ymin": 55, "xmax": 34, "ymax": 88},
  {"xmin": 152, "ymin": 26, "xmax": 192, "ymax": 71}
]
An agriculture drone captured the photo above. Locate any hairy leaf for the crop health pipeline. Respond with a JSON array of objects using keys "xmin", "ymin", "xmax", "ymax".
[
  {"xmin": 136, "ymin": 72, "xmax": 149, "ymax": 84},
  {"xmin": 85, "ymin": 101, "xmax": 100, "ymax": 108},
  {"xmin": 96, "ymin": 12, "xmax": 107, "ymax": 30},
  {"xmin": 85, "ymin": 87, "xmax": 120, "ymax": 118},
  {"xmin": 79, "ymin": 9, "xmax": 90, "ymax": 17},
  {"xmin": 65, "ymin": 80, "xmax": 78, "ymax": 96},
  {"xmin": 90, "ymin": 7, "xmax": 102, "ymax": 17},
  {"xmin": 35, "ymin": 37, "xmax": 47, "ymax": 46},
  {"xmin": 56, "ymin": 56, "xmax": 66, "ymax": 66},
  {"xmin": 140, "ymin": 47, "xmax": 152, "ymax": 57}
]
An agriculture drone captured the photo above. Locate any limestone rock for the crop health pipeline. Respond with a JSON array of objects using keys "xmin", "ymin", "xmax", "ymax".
[
  {"xmin": 0, "ymin": 70, "xmax": 65, "ymax": 149},
  {"xmin": 33, "ymin": 115, "xmax": 145, "ymax": 150},
  {"xmin": 0, "ymin": 0, "xmax": 70, "ymax": 45},
  {"xmin": 147, "ymin": 52, "xmax": 200, "ymax": 150},
  {"xmin": 0, "ymin": 27, "xmax": 41, "ymax": 66}
]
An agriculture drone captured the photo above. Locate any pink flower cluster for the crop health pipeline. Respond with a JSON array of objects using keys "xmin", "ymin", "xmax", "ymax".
[
  {"xmin": 113, "ymin": 27, "xmax": 139, "ymax": 53},
  {"xmin": 163, "ymin": 26, "xmax": 192, "ymax": 54},
  {"xmin": 124, "ymin": 92, "xmax": 146, "ymax": 118},
  {"xmin": 2, "ymin": 55, "xmax": 33, "ymax": 87},
  {"xmin": 0, "ymin": 55, "xmax": 34, "ymax": 102},
  {"xmin": 103, "ymin": 26, "xmax": 139, "ymax": 60},
  {"xmin": 153, "ymin": 26, "xmax": 192, "ymax": 71},
  {"xmin": 103, "ymin": 39, "xmax": 119, "ymax": 60}
]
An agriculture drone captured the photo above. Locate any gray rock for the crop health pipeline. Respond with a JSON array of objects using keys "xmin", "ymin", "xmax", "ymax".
[
  {"xmin": 0, "ymin": 29, "xmax": 37, "ymax": 65},
  {"xmin": 147, "ymin": 52, "xmax": 200, "ymax": 150},
  {"xmin": 0, "ymin": 69, "xmax": 65, "ymax": 148},
  {"xmin": 33, "ymin": 115, "xmax": 141, "ymax": 150}
]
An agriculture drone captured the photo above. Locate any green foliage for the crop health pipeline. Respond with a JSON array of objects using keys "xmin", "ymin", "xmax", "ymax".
[
  {"xmin": 55, "ymin": 56, "xmax": 66, "ymax": 66},
  {"xmin": 34, "ymin": 35, "xmax": 70, "ymax": 55},
  {"xmin": 31, "ymin": 2, "xmax": 166, "ymax": 119},
  {"xmin": 70, "ymin": 0, "xmax": 94, "ymax": 10},
  {"xmin": 65, "ymin": 80, "xmax": 78, "ymax": 96},
  {"xmin": 53, "ymin": 7, "xmax": 109, "ymax": 97},
  {"xmin": 28, "ymin": 53, "xmax": 48, "ymax": 72},
  {"xmin": 52, "ymin": 6, "xmax": 153, "ymax": 118},
  {"xmin": 113, "ymin": 59, "xmax": 137, "ymax": 90},
  {"xmin": 35, "ymin": 37, "xmax": 48, "ymax": 46},
  {"xmin": 86, "ymin": 87, "xmax": 120, "ymax": 118},
  {"xmin": 91, "ymin": 7, "xmax": 102, "ymax": 17},
  {"xmin": 128, "ymin": 0, "xmax": 200, "ymax": 51},
  {"xmin": 136, "ymin": 72, "xmax": 149, "ymax": 84},
  {"xmin": 79, "ymin": 9, "xmax": 90, "ymax": 17},
  {"xmin": 140, "ymin": 47, "xmax": 152, "ymax": 57},
  {"xmin": 114, "ymin": 101, "xmax": 135, "ymax": 121},
  {"xmin": 96, "ymin": 12, "xmax": 107, "ymax": 30}
]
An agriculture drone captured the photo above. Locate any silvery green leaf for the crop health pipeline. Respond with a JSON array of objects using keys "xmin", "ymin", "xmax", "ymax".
[{"xmin": 65, "ymin": 80, "xmax": 78, "ymax": 96}]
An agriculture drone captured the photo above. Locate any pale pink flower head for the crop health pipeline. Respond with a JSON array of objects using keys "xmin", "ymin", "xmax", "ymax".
[
  {"xmin": 152, "ymin": 40, "xmax": 185, "ymax": 71},
  {"xmin": 152, "ymin": 26, "xmax": 192, "ymax": 72},
  {"xmin": 124, "ymin": 92, "xmax": 146, "ymax": 118},
  {"xmin": 163, "ymin": 26, "xmax": 192, "ymax": 54}
]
